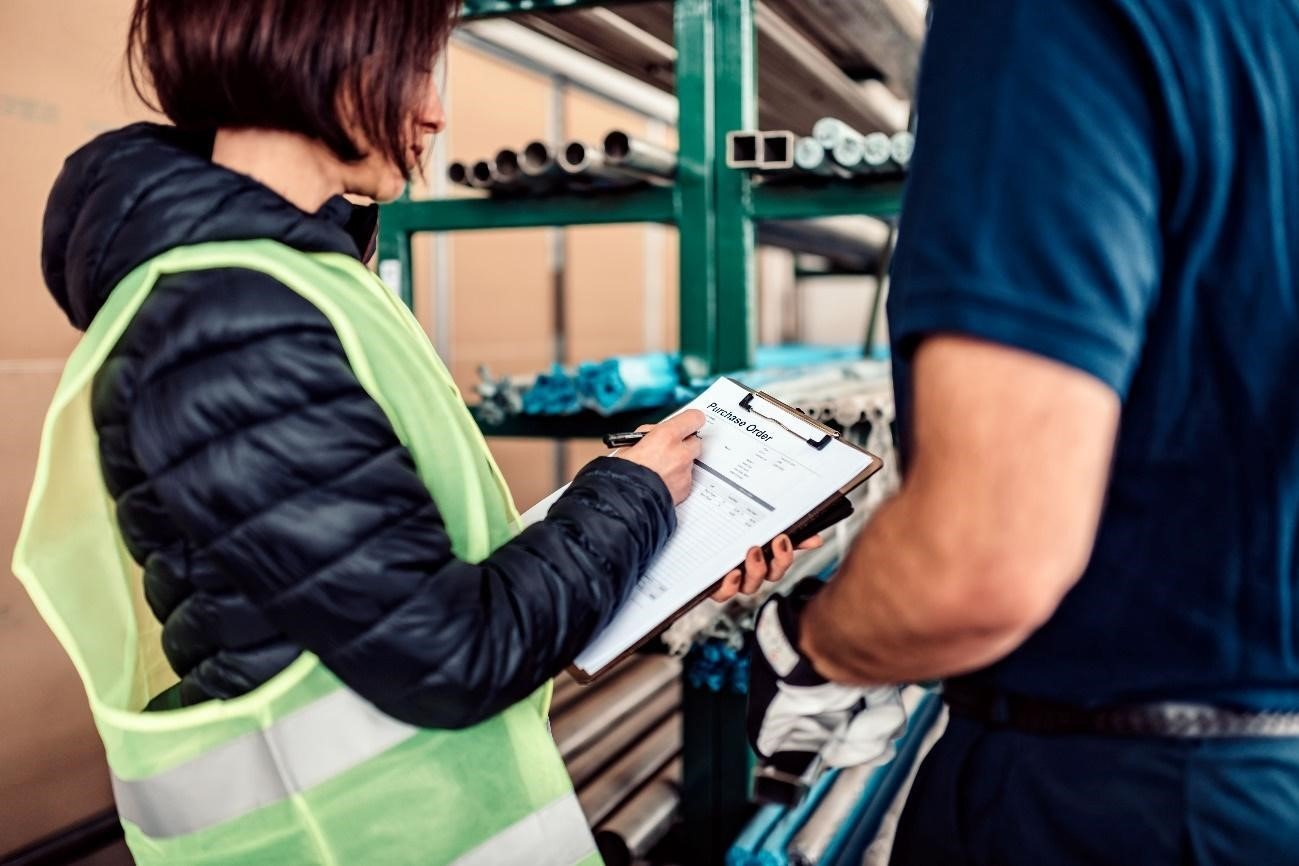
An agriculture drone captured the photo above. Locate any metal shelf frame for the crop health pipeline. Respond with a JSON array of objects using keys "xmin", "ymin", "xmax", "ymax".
[
  {"xmin": 376, "ymin": 0, "xmax": 903, "ymax": 378},
  {"xmin": 374, "ymin": 6, "xmax": 905, "ymax": 861}
]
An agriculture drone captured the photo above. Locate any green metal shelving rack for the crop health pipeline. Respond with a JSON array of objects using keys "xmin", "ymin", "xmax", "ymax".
[
  {"xmin": 377, "ymin": 0, "xmax": 904, "ymax": 380},
  {"xmin": 376, "ymin": 1, "xmax": 904, "ymax": 861}
]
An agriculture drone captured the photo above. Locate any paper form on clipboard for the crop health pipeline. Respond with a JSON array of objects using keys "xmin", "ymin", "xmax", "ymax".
[{"xmin": 516, "ymin": 377, "xmax": 881, "ymax": 680}]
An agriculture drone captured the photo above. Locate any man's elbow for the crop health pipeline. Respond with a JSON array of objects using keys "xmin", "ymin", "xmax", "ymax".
[
  {"xmin": 923, "ymin": 549, "xmax": 1078, "ymax": 646},
  {"xmin": 803, "ymin": 556, "xmax": 1062, "ymax": 679}
]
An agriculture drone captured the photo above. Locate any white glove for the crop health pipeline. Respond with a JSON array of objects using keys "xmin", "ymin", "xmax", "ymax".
[{"xmin": 748, "ymin": 580, "xmax": 906, "ymax": 777}]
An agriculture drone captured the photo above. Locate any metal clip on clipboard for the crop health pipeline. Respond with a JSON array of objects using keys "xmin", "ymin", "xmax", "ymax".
[
  {"xmin": 737, "ymin": 387, "xmax": 855, "ymax": 560},
  {"xmin": 738, "ymin": 389, "xmax": 840, "ymax": 451}
]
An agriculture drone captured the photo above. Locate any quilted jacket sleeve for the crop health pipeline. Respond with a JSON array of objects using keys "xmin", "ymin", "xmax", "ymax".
[{"xmin": 121, "ymin": 268, "xmax": 676, "ymax": 728}]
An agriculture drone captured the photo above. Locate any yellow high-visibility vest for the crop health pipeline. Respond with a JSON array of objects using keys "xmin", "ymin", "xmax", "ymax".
[{"xmin": 13, "ymin": 239, "xmax": 601, "ymax": 865}]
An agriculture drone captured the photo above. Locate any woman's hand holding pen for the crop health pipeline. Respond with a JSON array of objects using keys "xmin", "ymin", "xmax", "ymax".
[
  {"xmin": 614, "ymin": 410, "xmax": 706, "ymax": 504},
  {"xmin": 611, "ymin": 409, "xmax": 822, "ymax": 600}
]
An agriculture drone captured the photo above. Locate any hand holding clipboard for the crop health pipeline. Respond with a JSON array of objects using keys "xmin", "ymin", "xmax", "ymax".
[
  {"xmin": 603, "ymin": 427, "xmax": 843, "ymax": 598},
  {"xmin": 521, "ymin": 377, "xmax": 883, "ymax": 682}
]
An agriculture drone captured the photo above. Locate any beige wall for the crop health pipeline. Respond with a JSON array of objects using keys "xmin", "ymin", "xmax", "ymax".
[
  {"xmin": 0, "ymin": 3, "xmax": 682, "ymax": 854},
  {"xmin": 422, "ymin": 48, "xmax": 683, "ymax": 509},
  {"xmin": 0, "ymin": 0, "xmax": 153, "ymax": 852}
]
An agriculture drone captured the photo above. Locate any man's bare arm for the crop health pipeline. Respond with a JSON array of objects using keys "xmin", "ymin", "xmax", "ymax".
[{"xmin": 801, "ymin": 335, "xmax": 1120, "ymax": 684}]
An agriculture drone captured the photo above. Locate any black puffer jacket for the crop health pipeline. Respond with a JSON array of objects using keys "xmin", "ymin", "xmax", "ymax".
[{"xmin": 42, "ymin": 123, "xmax": 675, "ymax": 727}]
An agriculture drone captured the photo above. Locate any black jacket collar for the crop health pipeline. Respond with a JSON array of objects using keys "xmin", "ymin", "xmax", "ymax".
[{"xmin": 42, "ymin": 122, "xmax": 379, "ymax": 331}]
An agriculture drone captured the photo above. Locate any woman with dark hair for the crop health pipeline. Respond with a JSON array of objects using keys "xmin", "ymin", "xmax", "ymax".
[{"xmin": 15, "ymin": 0, "xmax": 814, "ymax": 863}]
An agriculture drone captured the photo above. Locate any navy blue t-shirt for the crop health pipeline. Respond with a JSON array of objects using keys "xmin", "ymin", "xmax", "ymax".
[{"xmin": 889, "ymin": 0, "xmax": 1299, "ymax": 709}]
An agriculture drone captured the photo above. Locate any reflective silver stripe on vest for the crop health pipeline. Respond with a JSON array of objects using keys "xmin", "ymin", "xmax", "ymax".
[
  {"xmin": 111, "ymin": 688, "xmax": 418, "ymax": 838},
  {"xmin": 450, "ymin": 792, "xmax": 596, "ymax": 866}
]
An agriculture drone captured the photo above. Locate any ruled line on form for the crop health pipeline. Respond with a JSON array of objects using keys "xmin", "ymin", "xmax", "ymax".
[{"xmin": 692, "ymin": 459, "xmax": 776, "ymax": 512}]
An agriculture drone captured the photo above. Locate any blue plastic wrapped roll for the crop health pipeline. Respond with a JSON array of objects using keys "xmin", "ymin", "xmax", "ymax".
[
  {"xmin": 577, "ymin": 352, "xmax": 681, "ymax": 415},
  {"xmin": 754, "ymin": 769, "xmax": 844, "ymax": 866},
  {"xmin": 753, "ymin": 344, "xmax": 863, "ymax": 369},
  {"xmin": 728, "ymin": 804, "xmax": 790, "ymax": 866},
  {"xmin": 729, "ymin": 653, "xmax": 752, "ymax": 695},
  {"xmin": 503, "ymin": 344, "xmax": 884, "ymax": 418},
  {"xmin": 686, "ymin": 638, "xmax": 750, "ymax": 694},
  {"xmin": 520, "ymin": 364, "xmax": 582, "ymax": 415}
]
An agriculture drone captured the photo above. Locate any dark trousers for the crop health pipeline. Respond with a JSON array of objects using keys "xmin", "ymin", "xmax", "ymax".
[{"xmin": 889, "ymin": 715, "xmax": 1299, "ymax": 866}]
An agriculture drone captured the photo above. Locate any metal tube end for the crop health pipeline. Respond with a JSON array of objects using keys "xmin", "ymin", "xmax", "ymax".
[
  {"xmin": 469, "ymin": 160, "xmax": 494, "ymax": 188},
  {"xmin": 603, "ymin": 130, "xmax": 632, "ymax": 160},
  {"xmin": 890, "ymin": 131, "xmax": 915, "ymax": 167},
  {"xmin": 447, "ymin": 161, "xmax": 469, "ymax": 186},
  {"xmin": 727, "ymin": 130, "xmax": 761, "ymax": 168},
  {"xmin": 862, "ymin": 132, "xmax": 892, "ymax": 167},
  {"xmin": 559, "ymin": 140, "xmax": 592, "ymax": 174},
  {"xmin": 759, "ymin": 130, "xmax": 797, "ymax": 170},
  {"xmin": 793, "ymin": 137, "xmax": 826, "ymax": 171},
  {"xmin": 832, "ymin": 136, "xmax": 865, "ymax": 170},
  {"xmin": 813, "ymin": 117, "xmax": 858, "ymax": 150},
  {"xmin": 494, "ymin": 148, "xmax": 522, "ymax": 181},
  {"xmin": 521, "ymin": 140, "xmax": 555, "ymax": 176}
]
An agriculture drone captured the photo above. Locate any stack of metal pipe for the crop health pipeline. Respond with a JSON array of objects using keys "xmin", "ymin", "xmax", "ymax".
[
  {"xmin": 511, "ymin": 2, "xmax": 912, "ymax": 134},
  {"xmin": 762, "ymin": 0, "xmax": 926, "ymax": 100},
  {"xmin": 728, "ymin": 118, "xmax": 914, "ymax": 180},
  {"xmin": 447, "ymin": 130, "xmax": 677, "ymax": 197},
  {"xmin": 548, "ymin": 656, "xmax": 684, "ymax": 864},
  {"xmin": 452, "ymin": 126, "xmax": 894, "ymax": 270}
]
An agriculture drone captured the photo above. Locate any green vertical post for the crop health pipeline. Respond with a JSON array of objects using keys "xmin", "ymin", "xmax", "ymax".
[
  {"xmin": 679, "ymin": 1, "xmax": 758, "ymax": 861},
  {"xmin": 377, "ymin": 194, "xmax": 415, "ymax": 310},
  {"xmin": 711, "ymin": 0, "xmax": 757, "ymax": 373},
  {"xmin": 674, "ymin": 0, "xmax": 717, "ymax": 373},
  {"xmin": 682, "ymin": 678, "xmax": 753, "ymax": 866}
]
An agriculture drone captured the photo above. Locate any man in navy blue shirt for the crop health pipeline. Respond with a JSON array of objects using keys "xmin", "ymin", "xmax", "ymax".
[{"xmin": 759, "ymin": 0, "xmax": 1299, "ymax": 862}]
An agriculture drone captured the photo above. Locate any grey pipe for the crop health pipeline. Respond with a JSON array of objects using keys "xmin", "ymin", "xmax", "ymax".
[
  {"xmin": 468, "ymin": 159, "xmax": 495, "ymax": 190},
  {"xmin": 520, "ymin": 140, "xmax": 562, "ymax": 178},
  {"xmin": 492, "ymin": 148, "xmax": 524, "ymax": 184},
  {"xmin": 602, "ymin": 130, "xmax": 677, "ymax": 179},
  {"xmin": 528, "ymin": 4, "xmax": 906, "ymax": 132},
  {"xmin": 831, "ymin": 134, "xmax": 867, "ymax": 172},
  {"xmin": 813, "ymin": 117, "xmax": 862, "ymax": 151},
  {"xmin": 890, "ymin": 130, "xmax": 915, "ymax": 168},
  {"xmin": 446, "ymin": 160, "xmax": 473, "ymax": 189},
  {"xmin": 788, "ymin": 763, "xmax": 878, "ymax": 865},
  {"xmin": 560, "ymin": 139, "xmax": 656, "ymax": 188},
  {"xmin": 758, "ymin": 221, "xmax": 884, "ymax": 272},
  {"xmin": 469, "ymin": 154, "xmax": 525, "ymax": 193},
  {"xmin": 552, "ymin": 655, "xmax": 680, "ymax": 761},
  {"xmin": 763, "ymin": 0, "xmax": 923, "ymax": 100},
  {"xmin": 792, "ymin": 136, "xmax": 851, "ymax": 178},
  {"xmin": 558, "ymin": 139, "xmax": 601, "ymax": 174},
  {"xmin": 831, "ymin": 130, "xmax": 893, "ymax": 175},
  {"xmin": 593, "ymin": 758, "xmax": 683, "ymax": 866},
  {"xmin": 566, "ymin": 687, "xmax": 679, "ymax": 789},
  {"xmin": 577, "ymin": 714, "xmax": 680, "ymax": 826},
  {"xmin": 862, "ymin": 132, "xmax": 893, "ymax": 168}
]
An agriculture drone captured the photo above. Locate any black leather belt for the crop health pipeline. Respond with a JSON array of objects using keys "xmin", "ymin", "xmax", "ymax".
[{"xmin": 943, "ymin": 684, "xmax": 1299, "ymax": 738}]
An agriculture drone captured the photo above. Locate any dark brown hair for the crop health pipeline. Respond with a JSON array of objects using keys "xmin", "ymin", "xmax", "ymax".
[{"xmin": 127, "ymin": 0, "xmax": 456, "ymax": 177}]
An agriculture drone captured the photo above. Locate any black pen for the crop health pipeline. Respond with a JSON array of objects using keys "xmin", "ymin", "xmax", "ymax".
[
  {"xmin": 603, "ymin": 430, "xmax": 702, "ymax": 448},
  {"xmin": 602, "ymin": 431, "xmax": 649, "ymax": 449}
]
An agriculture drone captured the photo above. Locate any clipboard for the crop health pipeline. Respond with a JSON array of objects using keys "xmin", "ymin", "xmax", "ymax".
[{"xmin": 568, "ymin": 379, "xmax": 883, "ymax": 683}]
